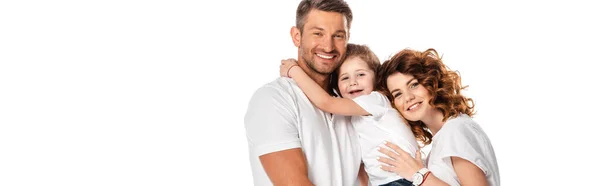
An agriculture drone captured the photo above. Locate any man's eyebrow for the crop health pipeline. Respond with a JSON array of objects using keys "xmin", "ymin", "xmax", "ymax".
[
  {"xmin": 307, "ymin": 26, "xmax": 324, "ymax": 31},
  {"xmin": 334, "ymin": 29, "xmax": 346, "ymax": 35},
  {"xmin": 306, "ymin": 27, "xmax": 346, "ymax": 35}
]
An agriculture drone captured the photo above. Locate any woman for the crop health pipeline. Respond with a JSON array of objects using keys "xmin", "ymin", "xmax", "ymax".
[{"xmin": 375, "ymin": 48, "xmax": 500, "ymax": 186}]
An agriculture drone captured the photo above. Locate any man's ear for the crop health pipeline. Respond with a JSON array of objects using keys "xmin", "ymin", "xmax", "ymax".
[{"xmin": 290, "ymin": 26, "xmax": 301, "ymax": 47}]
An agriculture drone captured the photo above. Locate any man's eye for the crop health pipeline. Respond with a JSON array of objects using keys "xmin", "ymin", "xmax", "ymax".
[
  {"xmin": 313, "ymin": 32, "xmax": 323, "ymax": 36},
  {"xmin": 334, "ymin": 34, "xmax": 344, "ymax": 38}
]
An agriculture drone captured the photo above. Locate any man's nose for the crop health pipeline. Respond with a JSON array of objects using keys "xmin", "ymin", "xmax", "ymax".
[{"xmin": 321, "ymin": 37, "xmax": 334, "ymax": 52}]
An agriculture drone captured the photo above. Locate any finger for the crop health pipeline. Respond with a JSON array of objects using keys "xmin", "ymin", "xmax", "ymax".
[
  {"xmin": 377, "ymin": 146, "xmax": 400, "ymax": 160},
  {"xmin": 384, "ymin": 141, "xmax": 409, "ymax": 157},
  {"xmin": 377, "ymin": 156, "xmax": 400, "ymax": 167},
  {"xmin": 415, "ymin": 148, "xmax": 422, "ymax": 161},
  {"xmin": 379, "ymin": 165, "xmax": 394, "ymax": 173}
]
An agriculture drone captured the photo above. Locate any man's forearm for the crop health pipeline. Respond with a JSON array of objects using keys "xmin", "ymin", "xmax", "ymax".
[{"xmin": 260, "ymin": 148, "xmax": 315, "ymax": 186}]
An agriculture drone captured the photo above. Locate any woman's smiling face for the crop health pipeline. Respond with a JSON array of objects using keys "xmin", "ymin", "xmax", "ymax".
[{"xmin": 386, "ymin": 72, "xmax": 433, "ymax": 122}]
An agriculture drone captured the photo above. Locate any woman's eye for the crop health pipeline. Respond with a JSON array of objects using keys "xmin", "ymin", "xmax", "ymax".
[
  {"xmin": 410, "ymin": 82, "xmax": 418, "ymax": 88},
  {"xmin": 393, "ymin": 93, "xmax": 402, "ymax": 98}
]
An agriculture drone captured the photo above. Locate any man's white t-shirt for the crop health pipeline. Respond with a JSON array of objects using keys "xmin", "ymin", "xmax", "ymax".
[
  {"xmin": 244, "ymin": 78, "xmax": 362, "ymax": 186},
  {"xmin": 426, "ymin": 114, "xmax": 500, "ymax": 186},
  {"xmin": 352, "ymin": 91, "xmax": 419, "ymax": 185}
]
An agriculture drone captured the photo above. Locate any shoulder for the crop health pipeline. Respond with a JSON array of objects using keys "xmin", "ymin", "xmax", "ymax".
[
  {"xmin": 434, "ymin": 115, "xmax": 495, "ymax": 155},
  {"xmin": 369, "ymin": 91, "xmax": 388, "ymax": 100},
  {"xmin": 434, "ymin": 115, "xmax": 486, "ymax": 145},
  {"xmin": 353, "ymin": 91, "xmax": 390, "ymax": 106},
  {"xmin": 441, "ymin": 114, "xmax": 480, "ymax": 135},
  {"xmin": 432, "ymin": 115, "xmax": 497, "ymax": 178},
  {"xmin": 250, "ymin": 78, "xmax": 297, "ymax": 99}
]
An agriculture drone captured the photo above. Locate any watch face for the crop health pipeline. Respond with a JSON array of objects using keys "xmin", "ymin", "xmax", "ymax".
[{"xmin": 412, "ymin": 173, "xmax": 423, "ymax": 185}]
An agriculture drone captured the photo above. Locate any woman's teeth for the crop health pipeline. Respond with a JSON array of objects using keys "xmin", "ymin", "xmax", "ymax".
[{"xmin": 408, "ymin": 102, "xmax": 421, "ymax": 111}]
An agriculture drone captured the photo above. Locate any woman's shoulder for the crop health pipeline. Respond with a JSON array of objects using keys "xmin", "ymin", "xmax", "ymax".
[{"xmin": 436, "ymin": 114, "xmax": 485, "ymax": 141}]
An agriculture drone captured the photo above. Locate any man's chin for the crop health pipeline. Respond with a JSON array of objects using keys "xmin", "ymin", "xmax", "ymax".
[{"xmin": 315, "ymin": 63, "xmax": 340, "ymax": 74}]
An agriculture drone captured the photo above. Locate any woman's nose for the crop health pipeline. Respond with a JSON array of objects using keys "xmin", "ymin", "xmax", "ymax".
[{"xmin": 404, "ymin": 91, "xmax": 415, "ymax": 103}]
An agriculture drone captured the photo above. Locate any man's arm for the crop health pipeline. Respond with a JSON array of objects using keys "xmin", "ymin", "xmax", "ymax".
[
  {"xmin": 245, "ymin": 86, "xmax": 314, "ymax": 185},
  {"xmin": 260, "ymin": 148, "xmax": 314, "ymax": 186}
]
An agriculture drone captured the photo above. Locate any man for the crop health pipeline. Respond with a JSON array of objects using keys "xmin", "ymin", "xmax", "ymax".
[{"xmin": 244, "ymin": 0, "xmax": 367, "ymax": 185}]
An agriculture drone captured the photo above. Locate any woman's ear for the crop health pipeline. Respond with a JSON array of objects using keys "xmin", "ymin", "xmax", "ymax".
[{"xmin": 290, "ymin": 26, "xmax": 301, "ymax": 47}]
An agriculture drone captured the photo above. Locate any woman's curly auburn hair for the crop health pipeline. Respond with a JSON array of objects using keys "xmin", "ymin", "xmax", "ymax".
[{"xmin": 377, "ymin": 48, "xmax": 475, "ymax": 145}]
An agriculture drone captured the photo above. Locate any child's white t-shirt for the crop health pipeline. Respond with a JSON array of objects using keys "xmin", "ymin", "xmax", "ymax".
[
  {"xmin": 352, "ymin": 91, "xmax": 419, "ymax": 186},
  {"xmin": 426, "ymin": 114, "xmax": 500, "ymax": 186}
]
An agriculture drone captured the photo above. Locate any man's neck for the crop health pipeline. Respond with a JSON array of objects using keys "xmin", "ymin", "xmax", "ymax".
[{"xmin": 297, "ymin": 61, "xmax": 332, "ymax": 94}]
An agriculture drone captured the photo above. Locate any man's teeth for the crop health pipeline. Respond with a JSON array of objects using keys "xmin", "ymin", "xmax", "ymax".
[{"xmin": 316, "ymin": 53, "xmax": 334, "ymax": 59}]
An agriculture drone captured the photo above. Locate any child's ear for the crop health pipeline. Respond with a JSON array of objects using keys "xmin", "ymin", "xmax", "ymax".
[{"xmin": 290, "ymin": 26, "xmax": 301, "ymax": 47}]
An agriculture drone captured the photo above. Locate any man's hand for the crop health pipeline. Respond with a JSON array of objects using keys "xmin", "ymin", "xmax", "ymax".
[{"xmin": 280, "ymin": 58, "xmax": 299, "ymax": 77}]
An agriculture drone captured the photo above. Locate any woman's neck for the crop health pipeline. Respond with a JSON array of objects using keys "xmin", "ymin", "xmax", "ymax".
[{"xmin": 421, "ymin": 109, "xmax": 445, "ymax": 136}]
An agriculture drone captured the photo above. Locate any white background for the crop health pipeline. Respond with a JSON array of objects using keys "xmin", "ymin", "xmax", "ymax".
[{"xmin": 1, "ymin": 0, "xmax": 599, "ymax": 185}]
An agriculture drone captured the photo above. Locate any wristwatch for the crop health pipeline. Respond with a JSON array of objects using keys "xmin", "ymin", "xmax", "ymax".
[{"xmin": 412, "ymin": 168, "xmax": 430, "ymax": 186}]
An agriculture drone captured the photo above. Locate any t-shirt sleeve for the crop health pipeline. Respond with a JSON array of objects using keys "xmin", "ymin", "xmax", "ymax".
[
  {"xmin": 437, "ymin": 122, "xmax": 491, "ymax": 176},
  {"xmin": 351, "ymin": 91, "xmax": 390, "ymax": 120},
  {"xmin": 244, "ymin": 86, "xmax": 301, "ymax": 156}
]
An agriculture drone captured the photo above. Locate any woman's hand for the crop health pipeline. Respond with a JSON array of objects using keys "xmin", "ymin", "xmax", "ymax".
[
  {"xmin": 377, "ymin": 141, "xmax": 425, "ymax": 181},
  {"xmin": 280, "ymin": 58, "xmax": 299, "ymax": 77}
]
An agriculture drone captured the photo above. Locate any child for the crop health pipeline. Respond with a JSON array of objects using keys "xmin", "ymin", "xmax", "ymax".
[
  {"xmin": 376, "ymin": 48, "xmax": 500, "ymax": 186},
  {"xmin": 280, "ymin": 44, "xmax": 419, "ymax": 186}
]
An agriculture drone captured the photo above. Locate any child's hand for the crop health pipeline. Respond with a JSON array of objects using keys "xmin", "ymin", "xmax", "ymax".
[{"xmin": 280, "ymin": 58, "xmax": 299, "ymax": 78}]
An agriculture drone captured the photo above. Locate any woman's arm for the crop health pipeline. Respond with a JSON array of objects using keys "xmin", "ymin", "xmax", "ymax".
[
  {"xmin": 451, "ymin": 157, "xmax": 488, "ymax": 186},
  {"xmin": 280, "ymin": 59, "xmax": 369, "ymax": 116}
]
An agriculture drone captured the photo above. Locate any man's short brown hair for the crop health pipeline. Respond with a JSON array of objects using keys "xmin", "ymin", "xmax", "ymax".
[{"xmin": 296, "ymin": 0, "xmax": 353, "ymax": 33}]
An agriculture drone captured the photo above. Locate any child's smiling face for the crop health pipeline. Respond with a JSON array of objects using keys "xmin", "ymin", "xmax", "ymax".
[{"xmin": 337, "ymin": 56, "xmax": 376, "ymax": 99}]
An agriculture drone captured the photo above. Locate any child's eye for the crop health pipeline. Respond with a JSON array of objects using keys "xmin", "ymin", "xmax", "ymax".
[
  {"xmin": 340, "ymin": 77, "xmax": 348, "ymax": 81},
  {"xmin": 358, "ymin": 73, "xmax": 365, "ymax": 77}
]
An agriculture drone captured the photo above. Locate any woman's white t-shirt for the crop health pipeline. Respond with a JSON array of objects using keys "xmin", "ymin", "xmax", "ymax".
[
  {"xmin": 352, "ymin": 91, "xmax": 419, "ymax": 185},
  {"xmin": 426, "ymin": 114, "xmax": 500, "ymax": 186}
]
